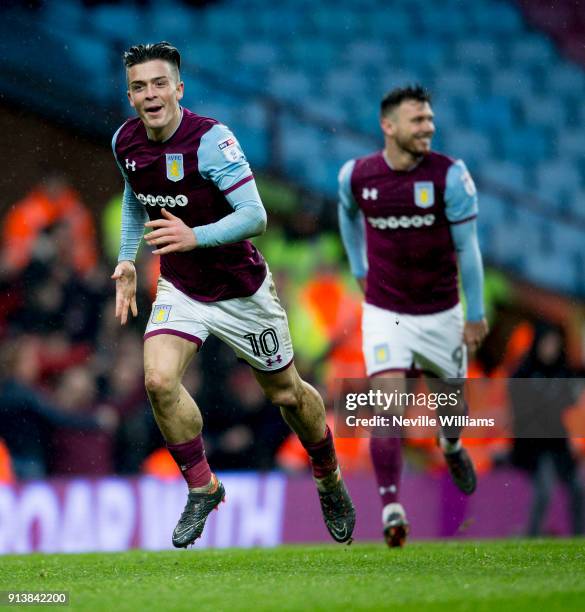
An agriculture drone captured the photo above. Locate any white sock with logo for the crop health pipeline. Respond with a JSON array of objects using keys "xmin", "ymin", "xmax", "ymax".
[{"xmin": 382, "ymin": 502, "xmax": 406, "ymax": 525}]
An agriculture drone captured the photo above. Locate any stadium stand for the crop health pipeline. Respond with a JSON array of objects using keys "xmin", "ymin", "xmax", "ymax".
[{"xmin": 0, "ymin": 0, "xmax": 583, "ymax": 298}]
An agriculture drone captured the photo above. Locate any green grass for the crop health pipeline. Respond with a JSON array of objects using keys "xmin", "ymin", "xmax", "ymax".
[{"xmin": 2, "ymin": 540, "xmax": 584, "ymax": 611}]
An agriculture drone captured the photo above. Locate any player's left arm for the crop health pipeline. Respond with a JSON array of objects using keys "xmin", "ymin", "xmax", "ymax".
[
  {"xmin": 145, "ymin": 124, "xmax": 266, "ymax": 255},
  {"xmin": 337, "ymin": 159, "xmax": 368, "ymax": 293},
  {"xmin": 445, "ymin": 160, "xmax": 489, "ymax": 350}
]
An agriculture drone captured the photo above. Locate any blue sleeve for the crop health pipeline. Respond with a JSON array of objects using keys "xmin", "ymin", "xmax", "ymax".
[
  {"xmin": 112, "ymin": 128, "xmax": 147, "ymax": 262},
  {"xmin": 444, "ymin": 160, "xmax": 478, "ymax": 223},
  {"xmin": 338, "ymin": 160, "xmax": 368, "ymax": 278},
  {"xmin": 450, "ymin": 220, "xmax": 485, "ymax": 322},
  {"xmin": 194, "ymin": 124, "xmax": 266, "ymax": 247}
]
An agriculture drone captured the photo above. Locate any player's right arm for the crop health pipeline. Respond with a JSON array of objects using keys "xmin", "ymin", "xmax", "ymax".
[
  {"xmin": 111, "ymin": 127, "xmax": 148, "ymax": 325},
  {"xmin": 337, "ymin": 159, "xmax": 368, "ymax": 292}
]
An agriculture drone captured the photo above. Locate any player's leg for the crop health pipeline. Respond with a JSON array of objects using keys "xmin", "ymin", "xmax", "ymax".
[
  {"xmin": 210, "ymin": 270, "xmax": 354, "ymax": 542},
  {"xmin": 144, "ymin": 333, "xmax": 224, "ymax": 547},
  {"xmin": 416, "ymin": 304, "xmax": 476, "ymax": 494},
  {"xmin": 144, "ymin": 333, "xmax": 201, "ymax": 443},
  {"xmin": 253, "ymin": 363, "xmax": 355, "ymax": 543},
  {"xmin": 369, "ymin": 372, "xmax": 409, "ymax": 547},
  {"xmin": 362, "ymin": 302, "xmax": 413, "ymax": 547},
  {"xmin": 143, "ymin": 279, "xmax": 223, "ymax": 547}
]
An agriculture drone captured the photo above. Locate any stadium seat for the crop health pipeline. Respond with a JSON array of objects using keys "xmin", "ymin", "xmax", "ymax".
[
  {"xmin": 490, "ymin": 69, "xmax": 536, "ymax": 101},
  {"xmin": 567, "ymin": 190, "xmax": 585, "ymax": 221},
  {"xmin": 346, "ymin": 41, "xmax": 389, "ymax": 66},
  {"xmin": 463, "ymin": 96, "xmax": 515, "ymax": 131},
  {"xmin": 549, "ymin": 223, "xmax": 585, "ymax": 259},
  {"xmin": 238, "ymin": 42, "xmax": 282, "ymax": 69},
  {"xmin": 522, "ymin": 97, "xmax": 567, "ymax": 130},
  {"xmin": 545, "ymin": 63, "xmax": 585, "ymax": 96},
  {"xmin": 477, "ymin": 192, "xmax": 508, "ymax": 228},
  {"xmin": 535, "ymin": 160, "xmax": 582, "ymax": 210},
  {"xmin": 435, "ymin": 72, "xmax": 480, "ymax": 98},
  {"xmin": 510, "ymin": 36, "xmax": 555, "ymax": 67},
  {"xmin": 498, "ymin": 127, "xmax": 551, "ymax": 164},
  {"xmin": 480, "ymin": 161, "xmax": 529, "ymax": 193},
  {"xmin": 442, "ymin": 130, "xmax": 492, "ymax": 167},
  {"xmin": 455, "ymin": 39, "xmax": 501, "ymax": 69},
  {"xmin": 90, "ymin": 5, "xmax": 143, "ymax": 42},
  {"xmin": 269, "ymin": 71, "xmax": 313, "ymax": 103},
  {"xmin": 523, "ymin": 251, "xmax": 579, "ymax": 294},
  {"xmin": 147, "ymin": 5, "xmax": 195, "ymax": 40},
  {"xmin": 399, "ymin": 39, "xmax": 448, "ymax": 73},
  {"xmin": 42, "ymin": 0, "xmax": 85, "ymax": 33}
]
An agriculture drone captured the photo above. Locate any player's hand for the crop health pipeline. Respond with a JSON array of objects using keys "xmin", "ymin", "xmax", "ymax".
[
  {"xmin": 111, "ymin": 260, "xmax": 138, "ymax": 325},
  {"xmin": 144, "ymin": 207, "xmax": 197, "ymax": 255},
  {"xmin": 464, "ymin": 318, "xmax": 489, "ymax": 353}
]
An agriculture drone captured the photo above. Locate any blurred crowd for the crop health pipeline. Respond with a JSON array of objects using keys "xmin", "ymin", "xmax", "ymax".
[
  {"xmin": 0, "ymin": 175, "xmax": 291, "ymax": 482},
  {"xmin": 1, "ymin": 174, "xmax": 584, "ymax": 536}
]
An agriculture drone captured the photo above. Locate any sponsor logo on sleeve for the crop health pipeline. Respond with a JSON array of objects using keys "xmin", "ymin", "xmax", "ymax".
[
  {"xmin": 414, "ymin": 182, "xmax": 435, "ymax": 208},
  {"xmin": 166, "ymin": 154, "xmax": 184, "ymax": 182},
  {"xmin": 218, "ymin": 137, "xmax": 244, "ymax": 162}
]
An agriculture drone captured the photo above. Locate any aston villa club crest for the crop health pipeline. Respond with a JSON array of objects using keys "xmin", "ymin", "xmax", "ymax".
[
  {"xmin": 166, "ymin": 154, "xmax": 184, "ymax": 182},
  {"xmin": 151, "ymin": 305, "xmax": 172, "ymax": 324},
  {"xmin": 414, "ymin": 182, "xmax": 435, "ymax": 208}
]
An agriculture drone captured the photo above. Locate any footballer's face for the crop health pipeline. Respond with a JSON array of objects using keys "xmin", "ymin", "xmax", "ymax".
[
  {"xmin": 382, "ymin": 100, "xmax": 435, "ymax": 156},
  {"xmin": 127, "ymin": 59, "xmax": 184, "ymax": 141}
]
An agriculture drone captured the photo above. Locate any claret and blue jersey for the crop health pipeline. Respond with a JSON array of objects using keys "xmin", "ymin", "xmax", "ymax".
[
  {"xmin": 112, "ymin": 107, "xmax": 267, "ymax": 302},
  {"xmin": 338, "ymin": 150, "xmax": 484, "ymax": 320}
]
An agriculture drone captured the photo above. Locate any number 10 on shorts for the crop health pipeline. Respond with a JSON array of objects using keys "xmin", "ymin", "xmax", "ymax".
[{"xmin": 244, "ymin": 328, "xmax": 280, "ymax": 357}]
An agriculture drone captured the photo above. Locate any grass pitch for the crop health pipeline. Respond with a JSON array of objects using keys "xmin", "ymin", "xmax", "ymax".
[{"xmin": 2, "ymin": 540, "xmax": 584, "ymax": 611}]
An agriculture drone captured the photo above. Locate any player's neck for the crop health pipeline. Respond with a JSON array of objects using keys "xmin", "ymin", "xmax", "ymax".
[
  {"xmin": 146, "ymin": 105, "xmax": 183, "ymax": 142},
  {"xmin": 383, "ymin": 146, "xmax": 423, "ymax": 172}
]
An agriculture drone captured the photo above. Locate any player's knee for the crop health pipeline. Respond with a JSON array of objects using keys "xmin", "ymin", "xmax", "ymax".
[
  {"xmin": 264, "ymin": 383, "xmax": 301, "ymax": 409},
  {"xmin": 144, "ymin": 369, "xmax": 178, "ymax": 400}
]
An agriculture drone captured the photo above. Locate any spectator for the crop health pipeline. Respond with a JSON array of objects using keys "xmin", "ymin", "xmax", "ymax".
[
  {"xmin": 48, "ymin": 366, "xmax": 118, "ymax": 476},
  {"xmin": 0, "ymin": 337, "xmax": 107, "ymax": 479},
  {"xmin": 510, "ymin": 323, "xmax": 584, "ymax": 536},
  {"xmin": 2, "ymin": 174, "xmax": 98, "ymax": 275}
]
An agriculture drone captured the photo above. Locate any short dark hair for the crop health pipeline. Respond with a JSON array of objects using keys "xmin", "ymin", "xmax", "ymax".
[
  {"xmin": 123, "ymin": 41, "xmax": 181, "ymax": 77},
  {"xmin": 380, "ymin": 84, "xmax": 431, "ymax": 117}
]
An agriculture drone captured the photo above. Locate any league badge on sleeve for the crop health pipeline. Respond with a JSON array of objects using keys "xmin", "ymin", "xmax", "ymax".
[
  {"xmin": 218, "ymin": 137, "xmax": 244, "ymax": 162},
  {"xmin": 414, "ymin": 182, "xmax": 435, "ymax": 208},
  {"xmin": 166, "ymin": 154, "xmax": 184, "ymax": 182}
]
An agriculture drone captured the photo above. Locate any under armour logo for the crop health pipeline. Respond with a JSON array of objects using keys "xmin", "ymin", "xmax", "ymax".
[
  {"xmin": 266, "ymin": 355, "xmax": 283, "ymax": 367},
  {"xmin": 379, "ymin": 485, "xmax": 397, "ymax": 495},
  {"xmin": 125, "ymin": 158, "xmax": 136, "ymax": 172},
  {"xmin": 362, "ymin": 187, "xmax": 378, "ymax": 200}
]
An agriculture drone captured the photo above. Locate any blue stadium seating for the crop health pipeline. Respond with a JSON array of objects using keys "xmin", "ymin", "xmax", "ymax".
[{"xmin": 1, "ymin": 0, "xmax": 583, "ymax": 297}]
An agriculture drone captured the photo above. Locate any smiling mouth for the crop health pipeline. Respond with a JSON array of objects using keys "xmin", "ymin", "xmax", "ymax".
[{"xmin": 145, "ymin": 106, "xmax": 163, "ymax": 116}]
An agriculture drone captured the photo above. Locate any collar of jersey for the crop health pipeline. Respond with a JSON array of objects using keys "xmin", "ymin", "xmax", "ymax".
[{"xmin": 382, "ymin": 149, "xmax": 424, "ymax": 173}]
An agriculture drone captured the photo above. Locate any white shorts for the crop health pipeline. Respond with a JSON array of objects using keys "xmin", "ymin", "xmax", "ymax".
[
  {"xmin": 362, "ymin": 302, "xmax": 467, "ymax": 379},
  {"xmin": 144, "ymin": 271, "xmax": 294, "ymax": 372}
]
